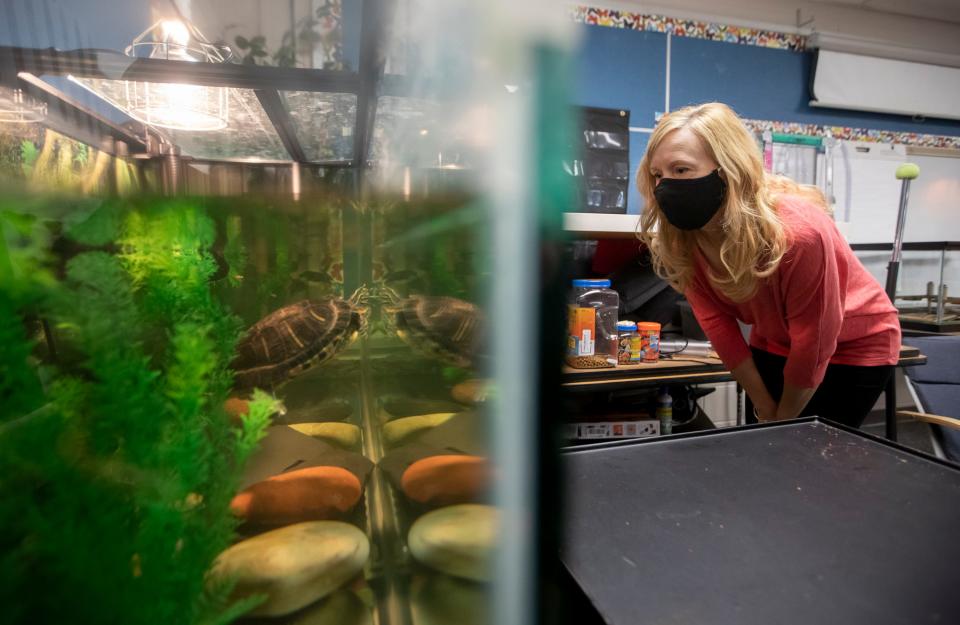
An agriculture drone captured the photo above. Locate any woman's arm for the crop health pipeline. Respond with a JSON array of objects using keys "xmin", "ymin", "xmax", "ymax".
[
  {"xmin": 779, "ymin": 220, "xmax": 844, "ymax": 416},
  {"xmin": 776, "ymin": 383, "xmax": 815, "ymax": 421},
  {"xmin": 684, "ymin": 280, "xmax": 774, "ymax": 417},
  {"xmin": 730, "ymin": 357, "xmax": 778, "ymax": 421}
]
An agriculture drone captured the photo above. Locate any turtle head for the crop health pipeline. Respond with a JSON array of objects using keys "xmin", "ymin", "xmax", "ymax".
[
  {"xmin": 352, "ymin": 305, "xmax": 370, "ymax": 339},
  {"xmin": 348, "ymin": 285, "xmax": 370, "ymax": 307},
  {"xmin": 375, "ymin": 285, "xmax": 402, "ymax": 307},
  {"xmin": 364, "ymin": 285, "xmax": 402, "ymax": 336},
  {"xmin": 349, "ymin": 285, "xmax": 371, "ymax": 338}
]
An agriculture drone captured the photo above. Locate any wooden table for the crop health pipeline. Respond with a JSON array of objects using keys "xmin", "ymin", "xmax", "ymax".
[{"xmin": 562, "ymin": 346, "xmax": 926, "ymax": 437}]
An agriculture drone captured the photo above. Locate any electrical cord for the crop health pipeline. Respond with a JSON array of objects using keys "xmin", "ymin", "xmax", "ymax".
[{"xmin": 658, "ymin": 331, "xmax": 689, "ymax": 356}]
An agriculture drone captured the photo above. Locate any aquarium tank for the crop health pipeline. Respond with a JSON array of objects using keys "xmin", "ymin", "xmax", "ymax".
[{"xmin": 0, "ymin": 0, "xmax": 574, "ymax": 624}]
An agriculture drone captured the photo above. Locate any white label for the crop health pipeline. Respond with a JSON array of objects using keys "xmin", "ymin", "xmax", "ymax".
[{"xmin": 578, "ymin": 329, "xmax": 594, "ymax": 356}]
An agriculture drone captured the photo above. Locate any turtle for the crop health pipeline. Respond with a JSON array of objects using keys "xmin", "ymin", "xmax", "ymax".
[
  {"xmin": 231, "ymin": 287, "xmax": 368, "ymax": 391},
  {"xmin": 381, "ymin": 288, "xmax": 485, "ymax": 369}
]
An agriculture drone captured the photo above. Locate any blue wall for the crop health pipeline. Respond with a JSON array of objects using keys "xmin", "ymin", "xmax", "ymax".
[
  {"xmin": 573, "ymin": 26, "xmax": 666, "ymax": 213},
  {"xmin": 572, "ymin": 23, "xmax": 960, "ymax": 214},
  {"xmin": 0, "ymin": 0, "xmax": 148, "ymax": 52}
]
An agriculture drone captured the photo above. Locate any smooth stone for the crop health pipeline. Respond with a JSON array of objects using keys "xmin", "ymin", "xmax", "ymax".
[
  {"xmin": 451, "ymin": 379, "xmax": 491, "ymax": 405},
  {"xmin": 407, "ymin": 504, "xmax": 498, "ymax": 582},
  {"xmin": 211, "ymin": 521, "xmax": 369, "ymax": 617},
  {"xmin": 410, "ymin": 574, "xmax": 489, "ymax": 625},
  {"xmin": 377, "ymin": 444, "xmax": 445, "ymax": 493},
  {"xmin": 401, "ymin": 455, "xmax": 492, "ymax": 506},
  {"xmin": 288, "ymin": 422, "xmax": 361, "ymax": 450},
  {"xmin": 239, "ymin": 589, "xmax": 371, "ymax": 625},
  {"xmin": 231, "ymin": 466, "xmax": 362, "ymax": 526},
  {"xmin": 382, "ymin": 413, "xmax": 456, "ymax": 448}
]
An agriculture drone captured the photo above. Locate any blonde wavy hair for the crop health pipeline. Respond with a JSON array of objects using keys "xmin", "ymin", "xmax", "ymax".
[{"xmin": 637, "ymin": 102, "xmax": 828, "ymax": 302}]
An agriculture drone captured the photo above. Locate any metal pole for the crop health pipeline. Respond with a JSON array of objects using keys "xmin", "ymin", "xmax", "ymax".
[
  {"xmin": 884, "ymin": 164, "xmax": 919, "ymax": 301},
  {"xmin": 937, "ymin": 249, "xmax": 947, "ymax": 325},
  {"xmin": 938, "ymin": 284, "xmax": 948, "ymax": 325},
  {"xmin": 883, "ymin": 163, "xmax": 919, "ymax": 441}
]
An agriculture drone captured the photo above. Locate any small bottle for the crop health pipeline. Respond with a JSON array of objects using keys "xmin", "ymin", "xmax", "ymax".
[
  {"xmin": 656, "ymin": 387, "xmax": 672, "ymax": 435},
  {"xmin": 616, "ymin": 320, "xmax": 637, "ymax": 365},
  {"xmin": 636, "ymin": 322, "xmax": 661, "ymax": 362}
]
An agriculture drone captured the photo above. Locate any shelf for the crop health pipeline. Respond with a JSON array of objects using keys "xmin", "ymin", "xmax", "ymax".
[
  {"xmin": 563, "ymin": 212, "xmax": 641, "ymax": 239},
  {"xmin": 562, "ymin": 356, "xmax": 729, "ymax": 392},
  {"xmin": 561, "ymin": 346, "xmax": 924, "ymax": 393}
]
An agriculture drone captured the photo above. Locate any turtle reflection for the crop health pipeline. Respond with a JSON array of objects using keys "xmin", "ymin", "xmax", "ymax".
[{"xmin": 379, "ymin": 288, "xmax": 486, "ymax": 370}]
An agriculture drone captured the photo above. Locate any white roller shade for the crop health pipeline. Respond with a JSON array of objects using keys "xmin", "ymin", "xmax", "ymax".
[{"xmin": 811, "ymin": 50, "xmax": 960, "ymax": 122}]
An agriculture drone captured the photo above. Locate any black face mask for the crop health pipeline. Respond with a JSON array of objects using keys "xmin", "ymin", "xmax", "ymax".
[{"xmin": 654, "ymin": 169, "xmax": 727, "ymax": 231}]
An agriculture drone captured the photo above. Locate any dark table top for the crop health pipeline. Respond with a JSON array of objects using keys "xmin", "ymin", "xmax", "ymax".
[{"xmin": 561, "ymin": 419, "xmax": 960, "ymax": 625}]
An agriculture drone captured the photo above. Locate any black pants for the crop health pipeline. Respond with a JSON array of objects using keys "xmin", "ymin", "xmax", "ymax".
[{"xmin": 744, "ymin": 347, "xmax": 895, "ymax": 429}]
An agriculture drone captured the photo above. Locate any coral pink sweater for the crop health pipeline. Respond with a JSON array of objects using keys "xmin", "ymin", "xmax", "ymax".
[{"xmin": 685, "ymin": 195, "xmax": 901, "ymax": 388}]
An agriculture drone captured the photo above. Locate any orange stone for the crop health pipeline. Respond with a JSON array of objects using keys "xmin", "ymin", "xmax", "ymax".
[
  {"xmin": 451, "ymin": 379, "xmax": 490, "ymax": 405},
  {"xmin": 224, "ymin": 397, "xmax": 250, "ymax": 425},
  {"xmin": 231, "ymin": 466, "xmax": 362, "ymax": 526},
  {"xmin": 401, "ymin": 455, "xmax": 492, "ymax": 506}
]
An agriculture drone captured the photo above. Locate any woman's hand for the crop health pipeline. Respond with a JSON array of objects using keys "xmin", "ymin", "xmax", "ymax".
[
  {"xmin": 730, "ymin": 357, "xmax": 780, "ymax": 423},
  {"xmin": 753, "ymin": 398, "xmax": 780, "ymax": 422}
]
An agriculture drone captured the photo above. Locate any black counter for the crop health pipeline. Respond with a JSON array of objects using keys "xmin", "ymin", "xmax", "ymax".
[{"xmin": 561, "ymin": 419, "xmax": 960, "ymax": 625}]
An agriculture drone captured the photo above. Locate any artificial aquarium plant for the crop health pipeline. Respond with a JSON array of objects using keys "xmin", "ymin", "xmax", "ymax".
[{"xmin": 0, "ymin": 190, "xmax": 276, "ymax": 625}]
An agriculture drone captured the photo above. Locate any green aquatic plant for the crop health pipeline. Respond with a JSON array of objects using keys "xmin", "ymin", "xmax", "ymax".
[
  {"xmin": 0, "ymin": 192, "xmax": 273, "ymax": 625},
  {"xmin": 19, "ymin": 138, "xmax": 38, "ymax": 178}
]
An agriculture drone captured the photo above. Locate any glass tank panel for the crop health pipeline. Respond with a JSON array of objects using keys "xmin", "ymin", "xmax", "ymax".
[
  {"xmin": 281, "ymin": 90, "xmax": 358, "ymax": 161},
  {"xmin": 68, "ymin": 77, "xmax": 290, "ymax": 160},
  {"xmin": 1, "ymin": 0, "xmax": 571, "ymax": 624},
  {"xmin": 186, "ymin": 0, "xmax": 362, "ymax": 71}
]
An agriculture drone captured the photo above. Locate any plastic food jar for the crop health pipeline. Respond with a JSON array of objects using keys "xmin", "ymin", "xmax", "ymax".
[
  {"xmin": 636, "ymin": 322, "xmax": 661, "ymax": 362},
  {"xmin": 567, "ymin": 279, "xmax": 619, "ymax": 368},
  {"xmin": 616, "ymin": 320, "xmax": 637, "ymax": 364}
]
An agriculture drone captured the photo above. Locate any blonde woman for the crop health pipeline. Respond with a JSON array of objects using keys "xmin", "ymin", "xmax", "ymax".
[{"xmin": 638, "ymin": 102, "xmax": 900, "ymax": 427}]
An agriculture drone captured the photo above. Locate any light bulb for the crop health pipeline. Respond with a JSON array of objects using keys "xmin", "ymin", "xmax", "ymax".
[
  {"xmin": 136, "ymin": 81, "xmax": 227, "ymax": 131},
  {"xmin": 161, "ymin": 20, "xmax": 190, "ymax": 46}
]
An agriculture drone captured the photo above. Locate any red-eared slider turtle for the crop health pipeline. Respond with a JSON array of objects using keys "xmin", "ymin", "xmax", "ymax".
[
  {"xmin": 382, "ymin": 289, "xmax": 485, "ymax": 369},
  {"xmin": 232, "ymin": 288, "xmax": 368, "ymax": 391}
]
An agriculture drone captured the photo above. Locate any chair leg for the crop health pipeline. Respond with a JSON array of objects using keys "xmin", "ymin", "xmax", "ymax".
[
  {"xmin": 929, "ymin": 428, "xmax": 946, "ymax": 458},
  {"xmin": 903, "ymin": 375, "xmax": 947, "ymax": 460}
]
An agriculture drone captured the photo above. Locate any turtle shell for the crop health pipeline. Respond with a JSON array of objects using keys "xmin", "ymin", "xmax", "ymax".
[
  {"xmin": 232, "ymin": 299, "xmax": 363, "ymax": 390},
  {"xmin": 389, "ymin": 296, "xmax": 484, "ymax": 369}
]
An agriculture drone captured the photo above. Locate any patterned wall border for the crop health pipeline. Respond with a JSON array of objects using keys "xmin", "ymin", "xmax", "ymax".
[
  {"xmin": 742, "ymin": 118, "xmax": 960, "ymax": 150},
  {"xmin": 571, "ymin": 6, "xmax": 960, "ymax": 147},
  {"xmin": 571, "ymin": 5, "xmax": 807, "ymax": 51}
]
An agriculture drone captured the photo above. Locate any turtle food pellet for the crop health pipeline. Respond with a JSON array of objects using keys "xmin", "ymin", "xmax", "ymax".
[{"xmin": 566, "ymin": 355, "xmax": 614, "ymax": 369}]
